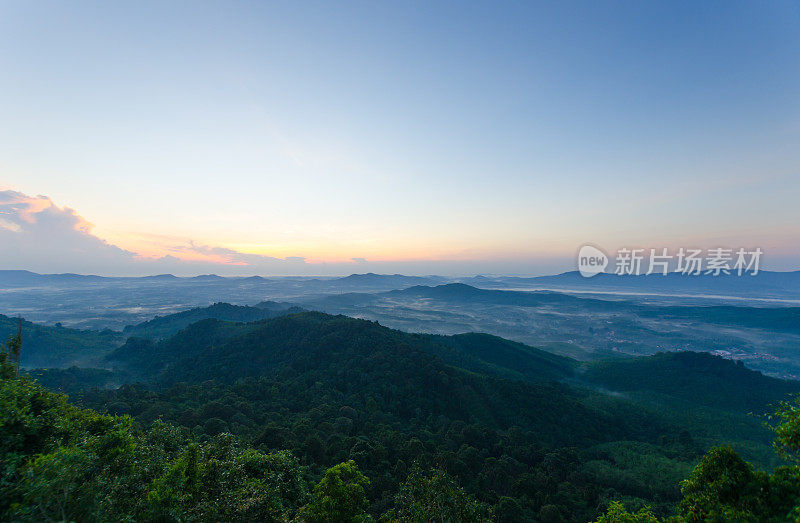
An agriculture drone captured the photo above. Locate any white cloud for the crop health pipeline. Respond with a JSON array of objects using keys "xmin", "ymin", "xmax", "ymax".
[
  {"xmin": 0, "ymin": 189, "xmax": 576, "ymax": 277},
  {"xmin": 0, "ymin": 190, "xmax": 325, "ymax": 275},
  {"xmin": 0, "ymin": 190, "xmax": 138, "ymax": 273}
]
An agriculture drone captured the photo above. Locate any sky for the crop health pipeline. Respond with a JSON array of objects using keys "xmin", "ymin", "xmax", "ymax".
[{"xmin": 1, "ymin": 1, "xmax": 799, "ymax": 276}]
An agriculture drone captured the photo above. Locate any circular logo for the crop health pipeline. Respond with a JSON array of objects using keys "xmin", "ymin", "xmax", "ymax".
[{"xmin": 578, "ymin": 245, "xmax": 608, "ymax": 277}]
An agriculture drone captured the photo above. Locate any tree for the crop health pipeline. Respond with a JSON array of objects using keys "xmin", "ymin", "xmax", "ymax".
[
  {"xmin": 592, "ymin": 501, "xmax": 661, "ymax": 523},
  {"xmin": 773, "ymin": 394, "xmax": 800, "ymax": 463},
  {"xmin": 771, "ymin": 395, "xmax": 800, "ymax": 519},
  {"xmin": 301, "ymin": 460, "xmax": 371, "ymax": 522},
  {"xmin": 391, "ymin": 465, "xmax": 492, "ymax": 522},
  {"xmin": 1, "ymin": 357, "xmax": 312, "ymax": 521},
  {"xmin": 496, "ymin": 496, "xmax": 524, "ymax": 522},
  {"xmin": 678, "ymin": 446, "xmax": 766, "ymax": 522},
  {"xmin": 1, "ymin": 326, "xmax": 21, "ymax": 373}
]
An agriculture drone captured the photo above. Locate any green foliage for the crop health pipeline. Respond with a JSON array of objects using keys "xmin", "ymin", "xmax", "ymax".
[
  {"xmin": 592, "ymin": 501, "xmax": 661, "ymax": 522},
  {"xmin": 6, "ymin": 348, "xmax": 491, "ymax": 522},
  {"xmin": 0, "ymin": 349, "xmax": 15, "ymax": 380},
  {"xmin": 26, "ymin": 366, "xmax": 126, "ymax": 394},
  {"xmin": 584, "ymin": 351, "xmax": 800, "ymax": 414},
  {"xmin": 772, "ymin": 394, "xmax": 800, "ymax": 462},
  {"xmin": 13, "ymin": 309, "xmax": 800, "ymax": 521},
  {"xmin": 140, "ymin": 434, "xmax": 310, "ymax": 521},
  {"xmin": 390, "ymin": 465, "xmax": 492, "ymax": 522},
  {"xmin": 419, "ymin": 331, "xmax": 576, "ymax": 383},
  {"xmin": 107, "ymin": 318, "xmax": 261, "ymax": 378},
  {"xmin": 582, "ymin": 441, "xmax": 694, "ymax": 514},
  {"xmin": 301, "ymin": 460, "xmax": 371, "ymax": 522},
  {"xmin": 678, "ymin": 446, "xmax": 767, "ymax": 521},
  {"xmin": 595, "ymin": 390, "xmax": 800, "ymax": 523},
  {"xmin": 0, "ymin": 353, "xmax": 312, "ymax": 521},
  {"xmin": 0, "ymin": 313, "xmax": 122, "ymax": 368},
  {"xmin": 122, "ymin": 301, "xmax": 304, "ymax": 340},
  {"xmin": 85, "ymin": 312, "xmax": 702, "ymax": 520},
  {"xmin": 2, "ymin": 325, "xmax": 22, "ymax": 367},
  {"xmin": 677, "ymin": 445, "xmax": 800, "ymax": 522}
]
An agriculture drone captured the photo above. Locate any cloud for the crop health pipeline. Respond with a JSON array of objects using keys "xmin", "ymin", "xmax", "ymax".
[
  {"xmin": 169, "ymin": 241, "xmax": 308, "ymax": 268},
  {"xmin": 0, "ymin": 189, "xmax": 579, "ymax": 277},
  {"xmin": 0, "ymin": 190, "xmax": 138, "ymax": 273},
  {"xmin": 0, "ymin": 189, "xmax": 319, "ymax": 275}
]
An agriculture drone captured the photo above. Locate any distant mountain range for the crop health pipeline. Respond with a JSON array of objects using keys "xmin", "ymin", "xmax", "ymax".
[
  {"xmin": 0, "ymin": 270, "xmax": 440, "ymax": 285},
  {"xmin": 2, "ymin": 269, "xmax": 799, "ymax": 301},
  {"xmin": 0, "ymin": 270, "xmax": 276, "ymax": 286},
  {"xmin": 488, "ymin": 270, "xmax": 800, "ymax": 300}
]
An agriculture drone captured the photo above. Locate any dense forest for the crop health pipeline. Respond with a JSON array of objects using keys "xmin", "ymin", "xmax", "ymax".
[
  {"xmin": 3, "ymin": 312, "xmax": 800, "ymax": 520},
  {"xmin": 0, "ymin": 314, "xmax": 122, "ymax": 368}
]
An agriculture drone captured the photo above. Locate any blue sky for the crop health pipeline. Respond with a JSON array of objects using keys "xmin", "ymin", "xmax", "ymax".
[{"xmin": 1, "ymin": 1, "xmax": 798, "ymax": 275}]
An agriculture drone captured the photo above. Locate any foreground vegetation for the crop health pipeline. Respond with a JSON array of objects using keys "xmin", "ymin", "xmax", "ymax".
[
  {"xmin": 4, "ymin": 311, "xmax": 800, "ymax": 520},
  {"xmin": 594, "ymin": 400, "xmax": 800, "ymax": 522},
  {"xmin": 1, "ymin": 347, "xmax": 491, "ymax": 521}
]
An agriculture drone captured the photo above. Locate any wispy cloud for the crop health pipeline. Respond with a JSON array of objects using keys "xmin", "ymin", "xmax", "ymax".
[
  {"xmin": 0, "ymin": 189, "xmax": 579, "ymax": 276},
  {"xmin": 0, "ymin": 189, "xmax": 316, "ymax": 275},
  {"xmin": 169, "ymin": 240, "xmax": 308, "ymax": 268}
]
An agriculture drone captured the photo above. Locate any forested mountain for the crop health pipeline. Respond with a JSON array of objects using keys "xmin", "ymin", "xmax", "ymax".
[
  {"xmin": 58, "ymin": 311, "xmax": 792, "ymax": 519},
  {"xmin": 26, "ymin": 366, "xmax": 126, "ymax": 394},
  {"xmin": 419, "ymin": 332, "xmax": 576, "ymax": 383},
  {"xmin": 0, "ymin": 313, "xmax": 122, "ymax": 368},
  {"xmin": 584, "ymin": 351, "xmax": 800, "ymax": 413},
  {"xmin": 5, "ymin": 308, "xmax": 800, "ymax": 520},
  {"xmin": 84, "ymin": 312, "xmax": 690, "ymax": 518},
  {"xmin": 298, "ymin": 283, "xmax": 800, "ymax": 379},
  {"xmin": 122, "ymin": 301, "xmax": 305, "ymax": 340},
  {"xmin": 0, "ymin": 302, "xmax": 305, "ymax": 369},
  {"xmin": 0, "ymin": 352, "xmax": 342, "ymax": 521},
  {"xmin": 111, "ymin": 311, "xmax": 576, "ymax": 383},
  {"xmin": 108, "ymin": 318, "xmax": 263, "ymax": 378}
]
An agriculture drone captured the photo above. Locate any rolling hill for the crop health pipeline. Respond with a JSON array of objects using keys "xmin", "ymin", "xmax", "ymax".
[
  {"xmin": 122, "ymin": 301, "xmax": 305, "ymax": 340},
  {"xmin": 583, "ymin": 350, "xmax": 800, "ymax": 413},
  {"xmin": 0, "ymin": 313, "xmax": 122, "ymax": 368},
  {"xmin": 84, "ymin": 310, "xmax": 800, "ymax": 518}
]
